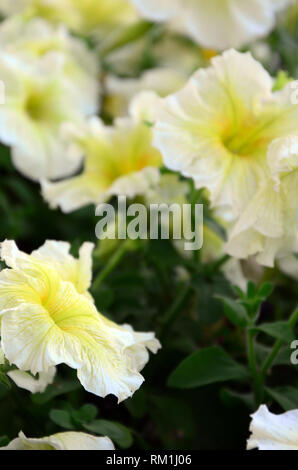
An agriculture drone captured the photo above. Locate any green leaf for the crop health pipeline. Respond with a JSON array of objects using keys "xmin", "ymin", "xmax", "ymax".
[
  {"xmin": 31, "ymin": 379, "xmax": 80, "ymax": 404},
  {"xmin": 0, "ymin": 383, "xmax": 9, "ymax": 400},
  {"xmin": 150, "ymin": 395, "xmax": 196, "ymax": 449},
  {"xmin": 49, "ymin": 409, "xmax": 74, "ymax": 429},
  {"xmin": 93, "ymin": 286, "xmax": 115, "ymax": 311},
  {"xmin": 0, "ymin": 371, "xmax": 11, "ymax": 389},
  {"xmin": 71, "ymin": 404, "xmax": 98, "ymax": 425},
  {"xmin": 247, "ymin": 281, "xmax": 256, "ymax": 299},
  {"xmin": 168, "ymin": 346, "xmax": 248, "ymax": 389},
  {"xmin": 252, "ymin": 321, "xmax": 294, "ymax": 343},
  {"xmin": 125, "ymin": 389, "xmax": 147, "ymax": 419},
  {"xmin": 273, "ymin": 70, "xmax": 293, "ymax": 91},
  {"xmin": 232, "ymin": 285, "xmax": 245, "ymax": 300},
  {"xmin": 258, "ymin": 282, "xmax": 274, "ymax": 299},
  {"xmin": 84, "ymin": 420, "xmax": 133, "ymax": 449},
  {"xmin": 220, "ymin": 388, "xmax": 255, "ymax": 410},
  {"xmin": 266, "ymin": 386, "xmax": 298, "ymax": 411},
  {"xmin": 0, "ymin": 436, "xmax": 9, "ymax": 447},
  {"xmin": 216, "ymin": 295, "xmax": 248, "ymax": 327}
]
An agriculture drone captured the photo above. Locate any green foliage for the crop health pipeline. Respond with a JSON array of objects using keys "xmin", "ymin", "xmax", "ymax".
[
  {"xmin": 215, "ymin": 296, "xmax": 249, "ymax": 328},
  {"xmin": 83, "ymin": 420, "xmax": 133, "ymax": 449},
  {"xmin": 250, "ymin": 321, "xmax": 294, "ymax": 343},
  {"xmin": 0, "ymin": 371, "xmax": 11, "ymax": 390},
  {"xmin": 168, "ymin": 347, "xmax": 248, "ymax": 389}
]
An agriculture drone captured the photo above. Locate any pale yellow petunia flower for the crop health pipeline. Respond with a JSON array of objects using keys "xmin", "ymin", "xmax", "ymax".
[
  {"xmin": 0, "ymin": 51, "xmax": 98, "ymax": 181},
  {"xmin": 0, "ymin": 16, "xmax": 100, "ymax": 115},
  {"xmin": 42, "ymin": 93, "xmax": 162, "ymax": 213},
  {"xmin": 153, "ymin": 49, "xmax": 298, "ymax": 266},
  {"xmin": 0, "ymin": 240, "xmax": 161, "ymax": 402}
]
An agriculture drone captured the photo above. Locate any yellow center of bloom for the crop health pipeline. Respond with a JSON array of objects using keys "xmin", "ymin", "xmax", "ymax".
[
  {"xmin": 218, "ymin": 98, "xmax": 295, "ymax": 160},
  {"xmin": 25, "ymin": 91, "xmax": 48, "ymax": 121},
  {"xmin": 24, "ymin": 83, "xmax": 65, "ymax": 124},
  {"xmin": 222, "ymin": 119, "xmax": 270, "ymax": 157},
  {"xmin": 81, "ymin": 123, "xmax": 162, "ymax": 189}
]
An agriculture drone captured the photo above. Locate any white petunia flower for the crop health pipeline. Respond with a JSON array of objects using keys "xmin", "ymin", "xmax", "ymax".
[
  {"xmin": 0, "ymin": 16, "xmax": 100, "ymax": 115},
  {"xmin": 1, "ymin": 431, "xmax": 115, "ymax": 450},
  {"xmin": 0, "ymin": 240, "xmax": 161, "ymax": 402},
  {"xmin": 7, "ymin": 368, "xmax": 56, "ymax": 394},
  {"xmin": 247, "ymin": 405, "xmax": 298, "ymax": 450},
  {"xmin": 153, "ymin": 49, "xmax": 298, "ymax": 266},
  {"xmin": 0, "ymin": 50, "xmax": 98, "ymax": 181},
  {"xmin": 42, "ymin": 93, "xmax": 162, "ymax": 213},
  {"xmin": 132, "ymin": 0, "xmax": 290, "ymax": 50}
]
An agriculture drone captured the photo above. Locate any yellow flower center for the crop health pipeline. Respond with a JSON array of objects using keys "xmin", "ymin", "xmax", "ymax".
[
  {"xmin": 83, "ymin": 123, "xmax": 162, "ymax": 188},
  {"xmin": 25, "ymin": 91, "xmax": 48, "ymax": 121},
  {"xmin": 223, "ymin": 121, "xmax": 269, "ymax": 157},
  {"xmin": 24, "ymin": 83, "xmax": 64, "ymax": 124}
]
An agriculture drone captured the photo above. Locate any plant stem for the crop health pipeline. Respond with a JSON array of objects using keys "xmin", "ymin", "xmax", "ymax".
[
  {"xmin": 159, "ymin": 282, "xmax": 192, "ymax": 338},
  {"xmin": 261, "ymin": 307, "xmax": 298, "ymax": 380},
  {"xmin": 247, "ymin": 329, "xmax": 262, "ymax": 406},
  {"xmin": 92, "ymin": 241, "xmax": 130, "ymax": 291}
]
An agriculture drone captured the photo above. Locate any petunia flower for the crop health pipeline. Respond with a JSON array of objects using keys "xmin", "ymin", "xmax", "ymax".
[
  {"xmin": 0, "ymin": 16, "xmax": 100, "ymax": 115},
  {"xmin": 153, "ymin": 49, "xmax": 298, "ymax": 266},
  {"xmin": 42, "ymin": 93, "xmax": 162, "ymax": 213},
  {"xmin": 1, "ymin": 431, "xmax": 115, "ymax": 450},
  {"xmin": 0, "ymin": 50, "xmax": 98, "ymax": 181},
  {"xmin": 132, "ymin": 0, "xmax": 291, "ymax": 50},
  {"xmin": 0, "ymin": 240, "xmax": 161, "ymax": 402},
  {"xmin": 0, "ymin": 0, "xmax": 138, "ymax": 37},
  {"xmin": 247, "ymin": 405, "xmax": 298, "ymax": 450}
]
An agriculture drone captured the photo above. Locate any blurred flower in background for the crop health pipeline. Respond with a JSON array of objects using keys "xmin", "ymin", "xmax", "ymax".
[
  {"xmin": 153, "ymin": 49, "xmax": 298, "ymax": 266},
  {"xmin": 132, "ymin": 0, "xmax": 291, "ymax": 50},
  {"xmin": 42, "ymin": 93, "xmax": 162, "ymax": 212}
]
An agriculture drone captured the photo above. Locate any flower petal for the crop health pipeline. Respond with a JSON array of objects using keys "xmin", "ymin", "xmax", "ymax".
[
  {"xmin": 248, "ymin": 405, "xmax": 298, "ymax": 450},
  {"xmin": 1, "ymin": 431, "xmax": 115, "ymax": 450},
  {"xmin": 7, "ymin": 367, "xmax": 56, "ymax": 394}
]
